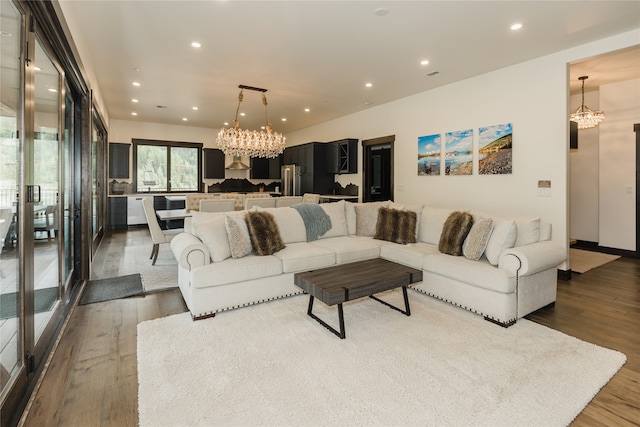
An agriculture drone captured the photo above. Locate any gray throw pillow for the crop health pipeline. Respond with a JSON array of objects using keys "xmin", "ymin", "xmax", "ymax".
[{"xmin": 462, "ymin": 217, "xmax": 494, "ymax": 260}]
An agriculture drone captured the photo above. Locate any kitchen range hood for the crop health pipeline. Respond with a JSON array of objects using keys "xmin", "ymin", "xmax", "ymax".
[{"xmin": 225, "ymin": 155, "xmax": 250, "ymax": 170}]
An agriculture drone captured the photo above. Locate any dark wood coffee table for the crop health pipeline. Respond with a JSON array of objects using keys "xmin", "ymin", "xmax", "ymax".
[{"xmin": 294, "ymin": 258, "xmax": 423, "ymax": 339}]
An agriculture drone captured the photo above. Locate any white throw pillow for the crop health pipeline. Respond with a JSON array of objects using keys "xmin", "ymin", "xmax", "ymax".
[
  {"xmin": 258, "ymin": 207, "xmax": 307, "ymax": 244},
  {"xmin": 513, "ymin": 216, "xmax": 541, "ymax": 247},
  {"xmin": 418, "ymin": 206, "xmax": 456, "ymax": 245},
  {"xmin": 191, "ymin": 213, "xmax": 231, "ymax": 262},
  {"xmin": 318, "ymin": 200, "xmax": 348, "ymax": 239},
  {"xmin": 484, "ymin": 218, "xmax": 517, "ymax": 265},
  {"xmin": 354, "ymin": 202, "xmax": 388, "ymax": 236},
  {"xmin": 224, "ymin": 212, "xmax": 252, "ymax": 258}
]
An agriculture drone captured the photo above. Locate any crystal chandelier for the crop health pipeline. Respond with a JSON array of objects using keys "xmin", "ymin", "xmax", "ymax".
[
  {"xmin": 217, "ymin": 85, "xmax": 286, "ymax": 158},
  {"xmin": 570, "ymin": 76, "xmax": 605, "ymax": 130}
]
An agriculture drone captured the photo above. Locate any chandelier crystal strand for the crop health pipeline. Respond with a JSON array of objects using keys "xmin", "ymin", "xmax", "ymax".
[
  {"xmin": 570, "ymin": 76, "xmax": 605, "ymax": 130},
  {"xmin": 217, "ymin": 86, "xmax": 286, "ymax": 158}
]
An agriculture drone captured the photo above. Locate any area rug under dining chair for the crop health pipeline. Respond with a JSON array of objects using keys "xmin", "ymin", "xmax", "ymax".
[{"xmin": 79, "ymin": 273, "xmax": 144, "ymax": 305}]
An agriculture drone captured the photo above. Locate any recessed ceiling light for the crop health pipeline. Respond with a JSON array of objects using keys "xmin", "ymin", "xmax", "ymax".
[
  {"xmin": 132, "ymin": 82, "xmax": 141, "ymax": 87},
  {"xmin": 182, "ymin": 117, "xmax": 188, "ymax": 121},
  {"xmin": 365, "ymin": 83, "xmax": 373, "ymax": 88},
  {"xmin": 192, "ymin": 106, "xmax": 198, "ymax": 110},
  {"xmin": 420, "ymin": 60, "xmax": 430, "ymax": 66},
  {"xmin": 191, "ymin": 42, "xmax": 201, "ymax": 48},
  {"xmin": 131, "ymin": 112, "xmax": 138, "ymax": 116},
  {"xmin": 48, "ymin": 88, "xmax": 57, "ymax": 93},
  {"xmin": 374, "ymin": 7, "xmax": 389, "ymax": 16},
  {"xmin": 131, "ymin": 99, "xmax": 139, "ymax": 103},
  {"xmin": 224, "ymin": 122, "xmax": 229, "ymax": 126},
  {"xmin": 281, "ymin": 118, "xmax": 287, "ymax": 122},
  {"xmin": 240, "ymin": 112, "xmax": 246, "ymax": 117},
  {"xmin": 510, "ymin": 23, "xmax": 523, "ymax": 30},
  {"xmin": 363, "ymin": 101, "xmax": 372, "ymax": 106},
  {"xmin": 304, "ymin": 108, "xmax": 310, "ymax": 112}
]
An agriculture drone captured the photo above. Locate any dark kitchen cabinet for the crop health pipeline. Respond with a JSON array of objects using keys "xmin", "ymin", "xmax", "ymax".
[
  {"xmin": 327, "ymin": 138, "xmax": 358, "ymax": 174},
  {"xmin": 283, "ymin": 142, "xmax": 333, "ymax": 194},
  {"xmin": 251, "ymin": 155, "xmax": 282, "ymax": 179},
  {"xmin": 109, "ymin": 142, "xmax": 130, "ymax": 179},
  {"xmin": 204, "ymin": 148, "xmax": 226, "ymax": 179},
  {"xmin": 108, "ymin": 197, "xmax": 127, "ymax": 230}
]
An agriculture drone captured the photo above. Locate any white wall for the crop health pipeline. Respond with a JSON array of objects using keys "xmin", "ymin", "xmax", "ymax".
[
  {"xmin": 286, "ymin": 29, "xmax": 640, "ymax": 265},
  {"xmin": 570, "ymin": 91, "xmax": 600, "ymax": 242},
  {"xmin": 599, "ymin": 78, "xmax": 639, "ymax": 251}
]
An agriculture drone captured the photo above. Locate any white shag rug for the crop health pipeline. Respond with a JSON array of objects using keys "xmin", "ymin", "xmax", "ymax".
[
  {"xmin": 122, "ymin": 244, "xmax": 177, "ymax": 292},
  {"xmin": 137, "ymin": 291, "xmax": 626, "ymax": 427}
]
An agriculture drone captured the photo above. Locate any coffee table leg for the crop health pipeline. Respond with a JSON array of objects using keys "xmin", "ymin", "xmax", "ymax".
[
  {"xmin": 306, "ymin": 296, "xmax": 346, "ymax": 339},
  {"xmin": 369, "ymin": 286, "xmax": 411, "ymax": 316}
]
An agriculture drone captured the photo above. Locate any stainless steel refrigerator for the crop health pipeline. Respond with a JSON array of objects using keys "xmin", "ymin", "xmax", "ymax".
[{"xmin": 280, "ymin": 164, "xmax": 301, "ymax": 196}]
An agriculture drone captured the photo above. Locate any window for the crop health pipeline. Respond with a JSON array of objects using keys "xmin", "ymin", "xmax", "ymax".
[{"xmin": 133, "ymin": 139, "xmax": 203, "ymax": 193}]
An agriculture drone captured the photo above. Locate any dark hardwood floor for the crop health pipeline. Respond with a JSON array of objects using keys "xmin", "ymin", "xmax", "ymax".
[{"xmin": 19, "ymin": 230, "xmax": 640, "ymax": 426}]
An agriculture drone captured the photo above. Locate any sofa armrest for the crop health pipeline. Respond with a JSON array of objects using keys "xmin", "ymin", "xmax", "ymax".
[
  {"xmin": 170, "ymin": 232, "xmax": 211, "ymax": 270},
  {"xmin": 499, "ymin": 241, "xmax": 566, "ymax": 276}
]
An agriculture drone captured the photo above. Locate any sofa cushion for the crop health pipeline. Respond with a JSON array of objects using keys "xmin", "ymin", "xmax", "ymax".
[
  {"xmin": 374, "ymin": 207, "xmax": 417, "ymax": 245},
  {"xmin": 462, "ymin": 217, "xmax": 494, "ymax": 261},
  {"xmin": 258, "ymin": 207, "xmax": 307, "ymax": 244},
  {"xmin": 438, "ymin": 211, "xmax": 474, "ymax": 256},
  {"xmin": 318, "ymin": 200, "xmax": 349, "ymax": 239},
  {"xmin": 191, "ymin": 255, "xmax": 283, "ymax": 288},
  {"xmin": 190, "ymin": 212, "xmax": 231, "ymax": 262},
  {"xmin": 380, "ymin": 241, "xmax": 439, "ymax": 270},
  {"xmin": 225, "ymin": 212, "xmax": 252, "ymax": 258},
  {"xmin": 484, "ymin": 218, "xmax": 517, "ymax": 265},
  {"xmin": 418, "ymin": 206, "xmax": 457, "ymax": 245},
  {"xmin": 311, "ymin": 236, "xmax": 380, "ymax": 265},
  {"xmin": 272, "ymin": 242, "xmax": 336, "ymax": 273},
  {"xmin": 423, "ymin": 253, "xmax": 516, "ymax": 293},
  {"xmin": 245, "ymin": 211, "xmax": 286, "ymax": 256}
]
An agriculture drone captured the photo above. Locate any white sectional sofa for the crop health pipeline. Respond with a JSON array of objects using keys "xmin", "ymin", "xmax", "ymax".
[{"xmin": 170, "ymin": 200, "xmax": 566, "ymax": 326}]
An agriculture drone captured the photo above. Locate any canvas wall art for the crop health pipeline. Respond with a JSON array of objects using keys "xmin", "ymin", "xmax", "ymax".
[
  {"xmin": 418, "ymin": 134, "xmax": 441, "ymax": 176},
  {"xmin": 444, "ymin": 129, "xmax": 473, "ymax": 175},
  {"xmin": 478, "ymin": 123, "xmax": 512, "ymax": 175}
]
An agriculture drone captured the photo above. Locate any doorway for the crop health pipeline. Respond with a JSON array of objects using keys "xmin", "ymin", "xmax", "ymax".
[{"xmin": 362, "ymin": 136, "xmax": 394, "ymax": 202}]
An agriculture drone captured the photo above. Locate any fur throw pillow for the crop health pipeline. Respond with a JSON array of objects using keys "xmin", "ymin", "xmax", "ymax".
[
  {"xmin": 438, "ymin": 211, "xmax": 474, "ymax": 256},
  {"xmin": 245, "ymin": 211, "xmax": 286, "ymax": 256},
  {"xmin": 374, "ymin": 207, "xmax": 417, "ymax": 245}
]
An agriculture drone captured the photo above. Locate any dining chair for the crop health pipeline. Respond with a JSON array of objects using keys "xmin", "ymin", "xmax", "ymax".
[
  {"xmin": 0, "ymin": 208, "xmax": 12, "ymax": 254},
  {"xmin": 302, "ymin": 193, "xmax": 320, "ymax": 204},
  {"xmin": 199, "ymin": 199, "xmax": 236, "ymax": 212},
  {"xmin": 34, "ymin": 205, "xmax": 58, "ymax": 242},
  {"xmin": 275, "ymin": 196, "xmax": 303, "ymax": 207},
  {"xmin": 141, "ymin": 198, "xmax": 183, "ymax": 265},
  {"xmin": 244, "ymin": 198, "xmax": 276, "ymax": 210}
]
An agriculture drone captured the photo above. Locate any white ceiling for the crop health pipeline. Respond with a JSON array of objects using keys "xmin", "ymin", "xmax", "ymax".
[{"xmin": 58, "ymin": 1, "xmax": 640, "ymax": 134}]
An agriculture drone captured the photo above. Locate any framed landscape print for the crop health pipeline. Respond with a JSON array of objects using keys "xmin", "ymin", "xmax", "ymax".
[
  {"xmin": 479, "ymin": 123, "xmax": 512, "ymax": 175},
  {"xmin": 444, "ymin": 129, "xmax": 473, "ymax": 175},
  {"xmin": 418, "ymin": 134, "xmax": 441, "ymax": 176}
]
